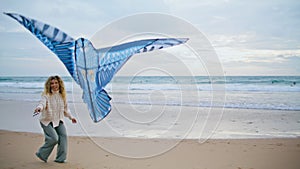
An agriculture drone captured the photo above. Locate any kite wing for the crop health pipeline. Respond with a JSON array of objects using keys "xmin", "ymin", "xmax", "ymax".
[
  {"xmin": 97, "ymin": 38, "xmax": 189, "ymax": 88},
  {"xmin": 4, "ymin": 12, "xmax": 79, "ymax": 83}
]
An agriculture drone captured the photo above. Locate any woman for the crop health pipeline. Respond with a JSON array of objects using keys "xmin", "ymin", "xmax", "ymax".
[{"xmin": 34, "ymin": 75, "xmax": 77, "ymax": 163}]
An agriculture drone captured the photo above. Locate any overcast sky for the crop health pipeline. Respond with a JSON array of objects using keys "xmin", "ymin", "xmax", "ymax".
[{"xmin": 0, "ymin": 0, "xmax": 299, "ymax": 76}]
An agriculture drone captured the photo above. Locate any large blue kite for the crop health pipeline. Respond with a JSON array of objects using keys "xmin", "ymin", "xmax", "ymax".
[{"xmin": 5, "ymin": 12, "xmax": 188, "ymax": 122}]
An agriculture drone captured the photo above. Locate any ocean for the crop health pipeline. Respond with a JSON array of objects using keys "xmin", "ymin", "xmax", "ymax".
[
  {"xmin": 0, "ymin": 76, "xmax": 299, "ymax": 111},
  {"xmin": 0, "ymin": 76, "xmax": 300, "ymax": 139}
]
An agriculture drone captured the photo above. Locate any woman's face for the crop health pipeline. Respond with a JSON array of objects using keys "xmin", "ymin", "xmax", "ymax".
[{"xmin": 50, "ymin": 79, "xmax": 59, "ymax": 92}]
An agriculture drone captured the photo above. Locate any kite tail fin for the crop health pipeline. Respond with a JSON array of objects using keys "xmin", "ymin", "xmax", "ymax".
[
  {"xmin": 93, "ymin": 89, "xmax": 112, "ymax": 122},
  {"xmin": 83, "ymin": 88, "xmax": 111, "ymax": 123}
]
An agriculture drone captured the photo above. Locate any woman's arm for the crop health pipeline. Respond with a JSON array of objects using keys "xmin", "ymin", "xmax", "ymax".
[
  {"xmin": 64, "ymin": 102, "xmax": 77, "ymax": 123},
  {"xmin": 34, "ymin": 95, "xmax": 47, "ymax": 112}
]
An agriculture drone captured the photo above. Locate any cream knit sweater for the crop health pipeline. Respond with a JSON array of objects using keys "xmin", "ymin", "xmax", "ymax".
[{"xmin": 37, "ymin": 91, "xmax": 73, "ymax": 127}]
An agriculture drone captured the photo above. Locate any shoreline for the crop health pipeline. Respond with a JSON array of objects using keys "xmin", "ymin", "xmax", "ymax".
[
  {"xmin": 1, "ymin": 128, "xmax": 299, "ymax": 141},
  {"xmin": 1, "ymin": 100, "xmax": 300, "ymax": 139},
  {"xmin": 1, "ymin": 130, "xmax": 300, "ymax": 169}
]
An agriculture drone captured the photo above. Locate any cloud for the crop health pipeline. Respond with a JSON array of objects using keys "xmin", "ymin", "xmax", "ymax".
[
  {"xmin": 165, "ymin": 0, "xmax": 300, "ymax": 49},
  {"xmin": 219, "ymin": 48, "xmax": 300, "ymax": 75},
  {"xmin": 209, "ymin": 32, "xmax": 257, "ymax": 48},
  {"xmin": 216, "ymin": 46, "xmax": 300, "ymax": 62}
]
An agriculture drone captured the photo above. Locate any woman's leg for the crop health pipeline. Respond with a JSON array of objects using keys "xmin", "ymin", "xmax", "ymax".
[
  {"xmin": 36, "ymin": 123, "xmax": 58, "ymax": 162},
  {"xmin": 54, "ymin": 121, "xmax": 67, "ymax": 162}
]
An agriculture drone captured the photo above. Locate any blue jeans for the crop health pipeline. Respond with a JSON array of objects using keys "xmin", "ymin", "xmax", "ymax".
[{"xmin": 37, "ymin": 121, "xmax": 67, "ymax": 162}]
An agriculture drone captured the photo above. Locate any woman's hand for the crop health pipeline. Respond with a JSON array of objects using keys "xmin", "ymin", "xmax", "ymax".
[
  {"xmin": 71, "ymin": 118, "xmax": 77, "ymax": 124},
  {"xmin": 34, "ymin": 107, "xmax": 41, "ymax": 113},
  {"xmin": 33, "ymin": 107, "xmax": 41, "ymax": 117}
]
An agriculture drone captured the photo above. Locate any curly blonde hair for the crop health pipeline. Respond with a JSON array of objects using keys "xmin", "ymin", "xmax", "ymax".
[{"xmin": 43, "ymin": 75, "xmax": 67, "ymax": 103}]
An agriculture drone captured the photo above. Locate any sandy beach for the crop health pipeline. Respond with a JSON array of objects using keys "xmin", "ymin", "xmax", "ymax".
[
  {"xmin": 1, "ymin": 130, "xmax": 300, "ymax": 169},
  {"xmin": 1, "ymin": 99, "xmax": 300, "ymax": 168}
]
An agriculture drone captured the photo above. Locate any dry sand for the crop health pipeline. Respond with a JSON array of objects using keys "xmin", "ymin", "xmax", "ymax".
[{"xmin": 1, "ymin": 130, "xmax": 300, "ymax": 169}]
